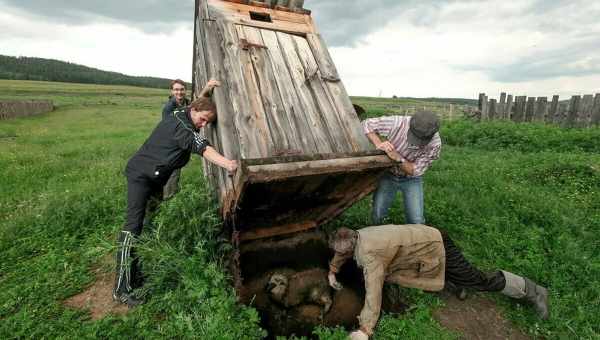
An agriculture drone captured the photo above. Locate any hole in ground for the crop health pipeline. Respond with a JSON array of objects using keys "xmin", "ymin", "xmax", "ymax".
[{"xmin": 237, "ymin": 230, "xmax": 407, "ymax": 338}]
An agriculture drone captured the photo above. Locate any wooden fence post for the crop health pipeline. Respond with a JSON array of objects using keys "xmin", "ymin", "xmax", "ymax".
[
  {"xmin": 581, "ymin": 94, "xmax": 594, "ymax": 127},
  {"xmin": 534, "ymin": 97, "xmax": 547, "ymax": 122},
  {"xmin": 489, "ymin": 99, "xmax": 497, "ymax": 120},
  {"xmin": 565, "ymin": 95, "xmax": 581, "ymax": 128},
  {"xmin": 592, "ymin": 94, "xmax": 600, "ymax": 126},
  {"xmin": 513, "ymin": 96, "xmax": 526, "ymax": 122},
  {"xmin": 478, "ymin": 93, "xmax": 488, "ymax": 120},
  {"xmin": 548, "ymin": 95, "xmax": 559, "ymax": 124},
  {"xmin": 499, "ymin": 92, "xmax": 507, "ymax": 119},
  {"xmin": 505, "ymin": 94, "xmax": 513, "ymax": 120},
  {"xmin": 525, "ymin": 97, "xmax": 536, "ymax": 122}
]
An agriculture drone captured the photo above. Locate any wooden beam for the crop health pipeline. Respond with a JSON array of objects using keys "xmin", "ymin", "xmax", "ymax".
[
  {"xmin": 534, "ymin": 97, "xmax": 547, "ymax": 122},
  {"xmin": 245, "ymin": 155, "xmax": 394, "ymax": 183},
  {"xmin": 505, "ymin": 94, "xmax": 513, "ymax": 120},
  {"xmin": 592, "ymin": 94, "xmax": 600, "ymax": 126},
  {"xmin": 239, "ymin": 221, "xmax": 316, "ymax": 241},
  {"xmin": 513, "ymin": 96, "xmax": 526, "ymax": 122},
  {"xmin": 565, "ymin": 95, "xmax": 581, "ymax": 128},
  {"xmin": 548, "ymin": 95, "xmax": 559, "ymax": 124},
  {"xmin": 581, "ymin": 94, "xmax": 594, "ymax": 127},
  {"xmin": 499, "ymin": 92, "xmax": 507, "ymax": 119},
  {"xmin": 525, "ymin": 97, "xmax": 536, "ymax": 122},
  {"xmin": 488, "ymin": 99, "xmax": 497, "ymax": 120}
]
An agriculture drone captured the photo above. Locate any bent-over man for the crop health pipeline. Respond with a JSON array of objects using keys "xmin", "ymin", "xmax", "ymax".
[
  {"xmin": 113, "ymin": 81, "xmax": 237, "ymax": 307},
  {"xmin": 327, "ymin": 225, "xmax": 549, "ymax": 339},
  {"xmin": 362, "ymin": 111, "xmax": 441, "ymax": 225}
]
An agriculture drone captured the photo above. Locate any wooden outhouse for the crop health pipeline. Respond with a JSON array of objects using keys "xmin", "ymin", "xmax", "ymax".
[{"xmin": 193, "ymin": 0, "xmax": 394, "ymax": 241}]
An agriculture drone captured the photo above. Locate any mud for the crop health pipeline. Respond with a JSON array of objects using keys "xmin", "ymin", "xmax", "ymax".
[
  {"xmin": 63, "ymin": 258, "xmax": 128, "ymax": 321},
  {"xmin": 434, "ymin": 293, "xmax": 530, "ymax": 340}
]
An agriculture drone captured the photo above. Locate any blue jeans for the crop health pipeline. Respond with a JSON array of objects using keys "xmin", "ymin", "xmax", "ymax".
[{"xmin": 372, "ymin": 172, "xmax": 425, "ymax": 225}]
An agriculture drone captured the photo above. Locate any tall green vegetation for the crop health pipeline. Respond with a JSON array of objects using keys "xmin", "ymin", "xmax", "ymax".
[
  {"xmin": 0, "ymin": 80, "xmax": 598, "ymax": 339},
  {"xmin": 0, "ymin": 55, "xmax": 187, "ymax": 89}
]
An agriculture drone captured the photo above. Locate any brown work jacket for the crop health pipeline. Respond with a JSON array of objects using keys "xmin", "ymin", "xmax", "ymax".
[{"xmin": 330, "ymin": 224, "xmax": 446, "ymax": 335}]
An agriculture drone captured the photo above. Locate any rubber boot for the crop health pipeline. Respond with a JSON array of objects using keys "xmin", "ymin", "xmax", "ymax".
[
  {"xmin": 113, "ymin": 231, "xmax": 144, "ymax": 308},
  {"xmin": 500, "ymin": 271, "xmax": 548, "ymax": 320}
]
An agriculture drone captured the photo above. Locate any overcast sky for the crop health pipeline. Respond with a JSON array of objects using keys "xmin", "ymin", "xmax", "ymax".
[{"xmin": 1, "ymin": 0, "xmax": 599, "ymax": 99}]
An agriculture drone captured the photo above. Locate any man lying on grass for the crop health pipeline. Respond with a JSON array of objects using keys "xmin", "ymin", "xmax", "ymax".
[
  {"xmin": 328, "ymin": 225, "xmax": 549, "ymax": 340},
  {"xmin": 113, "ymin": 79, "xmax": 237, "ymax": 307}
]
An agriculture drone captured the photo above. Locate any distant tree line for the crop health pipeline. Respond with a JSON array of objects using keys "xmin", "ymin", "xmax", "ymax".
[{"xmin": 0, "ymin": 55, "xmax": 189, "ymax": 89}]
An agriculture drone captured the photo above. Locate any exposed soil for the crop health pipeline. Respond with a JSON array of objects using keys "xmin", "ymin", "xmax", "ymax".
[
  {"xmin": 434, "ymin": 292, "xmax": 530, "ymax": 340},
  {"xmin": 63, "ymin": 258, "xmax": 129, "ymax": 321}
]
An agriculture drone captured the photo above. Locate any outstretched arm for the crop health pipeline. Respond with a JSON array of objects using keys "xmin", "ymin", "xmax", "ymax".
[
  {"xmin": 199, "ymin": 79, "xmax": 221, "ymax": 98},
  {"xmin": 203, "ymin": 146, "xmax": 237, "ymax": 174}
]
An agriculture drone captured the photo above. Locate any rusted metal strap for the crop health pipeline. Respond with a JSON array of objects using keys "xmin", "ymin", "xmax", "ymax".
[{"xmin": 240, "ymin": 38, "xmax": 268, "ymax": 50}]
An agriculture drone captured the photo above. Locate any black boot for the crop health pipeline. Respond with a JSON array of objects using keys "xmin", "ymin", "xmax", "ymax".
[
  {"xmin": 524, "ymin": 278, "xmax": 549, "ymax": 320},
  {"xmin": 113, "ymin": 231, "xmax": 144, "ymax": 308}
]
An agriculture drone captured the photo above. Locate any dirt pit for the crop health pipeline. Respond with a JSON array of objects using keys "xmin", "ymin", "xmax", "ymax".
[
  {"xmin": 237, "ymin": 230, "xmax": 407, "ymax": 338},
  {"xmin": 434, "ymin": 292, "xmax": 530, "ymax": 340},
  {"xmin": 63, "ymin": 261, "xmax": 129, "ymax": 320}
]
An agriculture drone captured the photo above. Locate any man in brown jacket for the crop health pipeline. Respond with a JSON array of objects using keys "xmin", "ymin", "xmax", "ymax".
[{"xmin": 328, "ymin": 225, "xmax": 549, "ymax": 339}]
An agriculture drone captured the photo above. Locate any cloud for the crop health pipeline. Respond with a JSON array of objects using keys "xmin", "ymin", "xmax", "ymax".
[{"xmin": 0, "ymin": 0, "xmax": 194, "ymax": 32}]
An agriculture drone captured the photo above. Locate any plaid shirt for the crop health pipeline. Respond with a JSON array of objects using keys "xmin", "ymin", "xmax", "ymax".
[{"xmin": 362, "ymin": 115, "xmax": 441, "ymax": 177}]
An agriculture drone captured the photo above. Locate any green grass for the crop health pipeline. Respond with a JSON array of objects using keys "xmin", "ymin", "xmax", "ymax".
[{"xmin": 1, "ymin": 80, "xmax": 599, "ymax": 339}]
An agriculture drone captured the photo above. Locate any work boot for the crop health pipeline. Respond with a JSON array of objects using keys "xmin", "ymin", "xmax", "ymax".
[
  {"xmin": 500, "ymin": 271, "xmax": 548, "ymax": 320},
  {"xmin": 113, "ymin": 231, "xmax": 145, "ymax": 308},
  {"xmin": 444, "ymin": 281, "xmax": 468, "ymax": 300},
  {"xmin": 524, "ymin": 277, "xmax": 549, "ymax": 320}
]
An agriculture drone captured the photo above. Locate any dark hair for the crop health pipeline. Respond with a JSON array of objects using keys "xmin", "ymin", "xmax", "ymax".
[
  {"xmin": 170, "ymin": 79, "xmax": 187, "ymax": 90},
  {"xmin": 329, "ymin": 227, "xmax": 358, "ymax": 253},
  {"xmin": 190, "ymin": 97, "xmax": 217, "ymax": 122}
]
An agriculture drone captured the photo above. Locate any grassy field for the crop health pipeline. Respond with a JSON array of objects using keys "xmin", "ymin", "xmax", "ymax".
[{"xmin": 1, "ymin": 80, "xmax": 599, "ymax": 339}]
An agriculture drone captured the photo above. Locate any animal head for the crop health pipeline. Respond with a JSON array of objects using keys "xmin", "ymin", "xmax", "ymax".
[{"xmin": 266, "ymin": 273, "xmax": 289, "ymax": 302}]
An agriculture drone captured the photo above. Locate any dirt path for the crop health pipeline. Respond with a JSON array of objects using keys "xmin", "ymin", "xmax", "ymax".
[
  {"xmin": 63, "ymin": 261, "xmax": 128, "ymax": 320},
  {"xmin": 434, "ymin": 293, "xmax": 530, "ymax": 340}
]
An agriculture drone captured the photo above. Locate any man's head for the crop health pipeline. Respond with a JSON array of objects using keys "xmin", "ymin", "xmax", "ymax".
[
  {"xmin": 408, "ymin": 110, "xmax": 440, "ymax": 146},
  {"xmin": 329, "ymin": 227, "xmax": 358, "ymax": 255},
  {"xmin": 189, "ymin": 97, "xmax": 216, "ymax": 129},
  {"xmin": 170, "ymin": 79, "xmax": 187, "ymax": 102}
]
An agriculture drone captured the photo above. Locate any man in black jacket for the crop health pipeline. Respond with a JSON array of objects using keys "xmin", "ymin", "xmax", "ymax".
[
  {"xmin": 113, "ymin": 83, "xmax": 237, "ymax": 306},
  {"xmin": 161, "ymin": 79, "xmax": 219, "ymax": 199}
]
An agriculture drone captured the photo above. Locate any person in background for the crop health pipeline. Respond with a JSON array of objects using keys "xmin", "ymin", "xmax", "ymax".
[
  {"xmin": 162, "ymin": 79, "xmax": 219, "ymax": 200},
  {"xmin": 327, "ymin": 225, "xmax": 549, "ymax": 339},
  {"xmin": 113, "ymin": 80, "xmax": 236, "ymax": 307},
  {"xmin": 362, "ymin": 110, "xmax": 441, "ymax": 225}
]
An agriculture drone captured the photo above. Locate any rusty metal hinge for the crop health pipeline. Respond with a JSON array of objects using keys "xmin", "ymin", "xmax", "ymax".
[{"xmin": 240, "ymin": 38, "xmax": 268, "ymax": 50}]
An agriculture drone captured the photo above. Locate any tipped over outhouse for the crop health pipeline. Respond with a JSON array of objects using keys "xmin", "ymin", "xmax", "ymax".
[{"xmin": 193, "ymin": 0, "xmax": 394, "ymax": 240}]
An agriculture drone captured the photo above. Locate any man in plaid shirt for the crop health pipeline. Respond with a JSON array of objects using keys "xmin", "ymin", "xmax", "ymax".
[{"xmin": 362, "ymin": 110, "xmax": 441, "ymax": 225}]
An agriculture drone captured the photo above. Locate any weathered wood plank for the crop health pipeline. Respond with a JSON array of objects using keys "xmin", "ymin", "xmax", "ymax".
[
  {"xmin": 277, "ymin": 31, "xmax": 333, "ymax": 154},
  {"xmin": 213, "ymin": 19, "xmax": 273, "ymax": 159},
  {"xmin": 292, "ymin": 34, "xmax": 352, "ymax": 152},
  {"xmin": 525, "ymin": 97, "xmax": 536, "ymax": 122},
  {"xmin": 240, "ymin": 26, "xmax": 297, "ymax": 153},
  {"xmin": 245, "ymin": 154, "xmax": 393, "ymax": 182},
  {"xmin": 306, "ymin": 34, "xmax": 339, "ymax": 81},
  {"xmin": 548, "ymin": 95, "xmax": 559, "ymax": 124},
  {"xmin": 499, "ymin": 92, "xmax": 507, "ymax": 119},
  {"xmin": 513, "ymin": 96, "xmax": 526, "ymax": 122},
  {"xmin": 580, "ymin": 94, "xmax": 594, "ymax": 127},
  {"xmin": 534, "ymin": 97, "xmax": 547, "ymax": 122},
  {"xmin": 240, "ymin": 221, "xmax": 317, "ymax": 241},
  {"xmin": 260, "ymin": 29, "xmax": 317, "ymax": 152},
  {"xmin": 592, "ymin": 94, "xmax": 600, "ymax": 126},
  {"xmin": 478, "ymin": 93, "xmax": 488, "ymax": 120},
  {"xmin": 208, "ymin": 0, "xmax": 314, "ymax": 35},
  {"xmin": 505, "ymin": 94, "xmax": 513, "ymax": 120},
  {"xmin": 488, "ymin": 99, "xmax": 497, "ymax": 120},
  {"xmin": 565, "ymin": 95, "xmax": 581, "ymax": 128}
]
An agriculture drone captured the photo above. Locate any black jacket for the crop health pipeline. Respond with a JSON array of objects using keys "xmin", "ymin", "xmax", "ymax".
[
  {"xmin": 126, "ymin": 108, "xmax": 210, "ymax": 183},
  {"xmin": 162, "ymin": 96, "xmax": 190, "ymax": 120}
]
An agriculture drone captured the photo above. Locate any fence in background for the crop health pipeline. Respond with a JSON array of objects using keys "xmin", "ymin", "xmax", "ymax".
[
  {"xmin": 477, "ymin": 92, "xmax": 600, "ymax": 127},
  {"xmin": 0, "ymin": 100, "xmax": 54, "ymax": 120}
]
